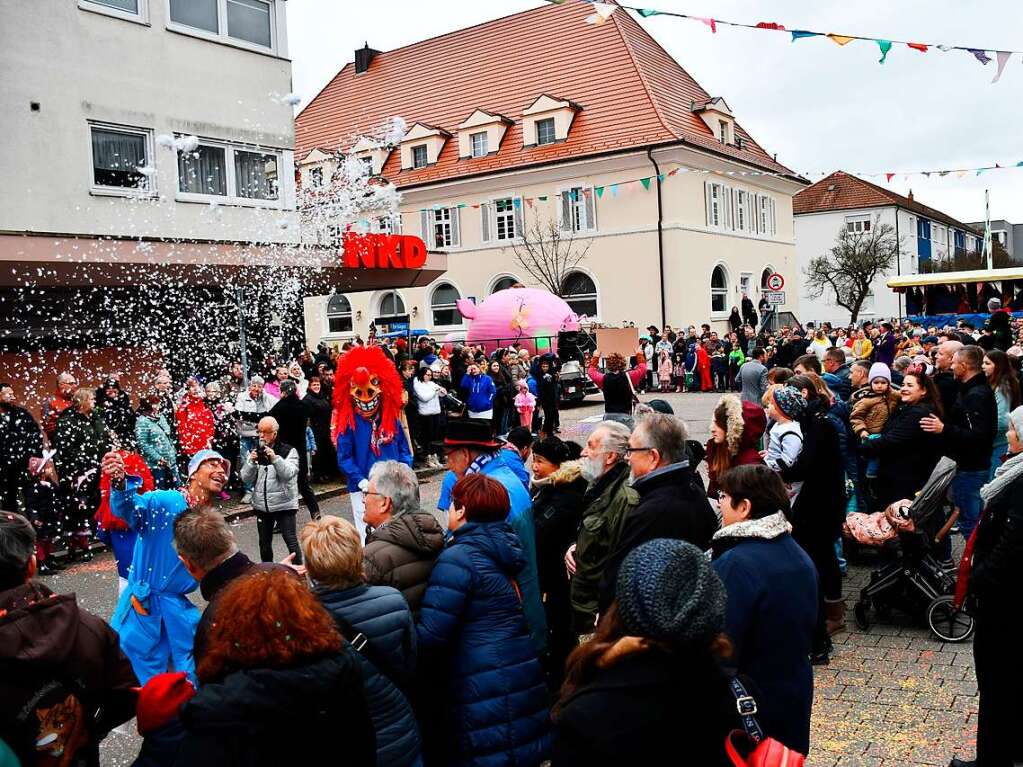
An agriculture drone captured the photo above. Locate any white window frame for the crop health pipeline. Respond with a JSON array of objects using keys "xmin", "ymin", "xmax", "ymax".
[
  {"xmin": 429, "ymin": 281, "xmax": 464, "ymax": 329},
  {"xmin": 489, "ymin": 274, "xmax": 522, "ymax": 294},
  {"xmin": 88, "ymin": 121, "xmax": 156, "ymax": 198},
  {"xmin": 376, "ymin": 290, "xmax": 406, "ymax": 318},
  {"xmin": 372, "ymin": 214, "xmax": 401, "ymax": 235},
  {"xmin": 420, "ymin": 207, "xmax": 460, "ymax": 249},
  {"xmin": 175, "ymin": 137, "xmax": 286, "ymax": 208},
  {"xmin": 79, "ymin": 0, "xmax": 149, "ymax": 23},
  {"xmin": 411, "ymin": 144, "xmax": 428, "ymax": 169},
  {"xmin": 705, "ymin": 182, "xmax": 725, "ymax": 229},
  {"xmin": 845, "ymin": 215, "xmax": 872, "ymax": 234},
  {"xmin": 536, "ymin": 118, "xmax": 556, "ymax": 146},
  {"xmin": 558, "ymin": 186, "xmax": 596, "ymax": 234},
  {"xmin": 482, "ymin": 197, "xmax": 523, "ymax": 243},
  {"xmin": 470, "ymin": 132, "xmax": 488, "ymax": 158},
  {"xmin": 710, "ymin": 263, "xmax": 729, "ymax": 317},
  {"xmin": 561, "ymin": 270, "xmax": 600, "ymax": 320},
  {"xmin": 324, "ymin": 294, "xmax": 354, "ymax": 336},
  {"xmin": 719, "ymin": 119, "xmax": 731, "ymax": 145},
  {"xmin": 165, "ymin": 0, "xmax": 278, "ymax": 55}
]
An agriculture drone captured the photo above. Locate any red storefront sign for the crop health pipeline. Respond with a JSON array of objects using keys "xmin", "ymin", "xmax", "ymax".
[{"xmin": 341, "ymin": 232, "xmax": 428, "ymax": 270}]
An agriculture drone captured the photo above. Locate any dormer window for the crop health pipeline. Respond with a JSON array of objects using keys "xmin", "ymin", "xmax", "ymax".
[
  {"xmin": 470, "ymin": 132, "xmax": 488, "ymax": 158},
  {"xmin": 309, "ymin": 167, "xmax": 323, "ymax": 187},
  {"xmin": 457, "ymin": 110, "xmax": 512, "ymax": 160},
  {"xmin": 359, "ymin": 156, "xmax": 373, "ymax": 174},
  {"xmin": 349, "ymin": 136, "xmax": 391, "ymax": 176},
  {"xmin": 399, "ymin": 123, "xmax": 450, "ymax": 170},
  {"xmin": 692, "ymin": 97, "xmax": 736, "ymax": 147},
  {"xmin": 522, "ymin": 94, "xmax": 581, "ymax": 148},
  {"xmin": 536, "ymin": 118, "xmax": 556, "ymax": 146},
  {"xmin": 718, "ymin": 120, "xmax": 731, "ymax": 145}
]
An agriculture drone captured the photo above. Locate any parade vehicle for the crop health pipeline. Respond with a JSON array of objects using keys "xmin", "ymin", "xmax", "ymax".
[{"xmin": 887, "ymin": 266, "xmax": 1023, "ymax": 325}]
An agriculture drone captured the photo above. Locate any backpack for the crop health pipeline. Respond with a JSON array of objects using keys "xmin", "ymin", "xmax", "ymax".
[{"xmin": 724, "ymin": 677, "xmax": 805, "ymax": 767}]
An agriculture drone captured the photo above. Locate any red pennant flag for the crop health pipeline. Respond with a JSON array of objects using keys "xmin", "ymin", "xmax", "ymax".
[
  {"xmin": 471, "ymin": 204, "xmax": 480, "ymax": 209},
  {"xmin": 755, "ymin": 21, "xmax": 786, "ymax": 31},
  {"xmin": 907, "ymin": 42, "xmax": 929, "ymax": 52},
  {"xmin": 525, "ymin": 198, "xmax": 534, "ymax": 208},
  {"xmin": 885, "ymin": 173, "xmax": 895, "ymax": 182}
]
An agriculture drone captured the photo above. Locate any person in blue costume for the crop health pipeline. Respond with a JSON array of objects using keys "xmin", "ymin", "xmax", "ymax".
[
  {"xmin": 436, "ymin": 419, "xmax": 547, "ymax": 654},
  {"xmin": 333, "ymin": 345, "xmax": 414, "ymax": 542},
  {"xmin": 102, "ymin": 448, "xmax": 230, "ymax": 685}
]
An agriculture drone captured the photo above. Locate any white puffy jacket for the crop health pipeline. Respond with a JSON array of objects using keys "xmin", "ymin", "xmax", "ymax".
[{"xmin": 240, "ymin": 440, "xmax": 300, "ymax": 513}]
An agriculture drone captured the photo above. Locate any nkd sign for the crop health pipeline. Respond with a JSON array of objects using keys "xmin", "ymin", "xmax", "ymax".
[{"xmin": 341, "ymin": 232, "xmax": 428, "ymax": 269}]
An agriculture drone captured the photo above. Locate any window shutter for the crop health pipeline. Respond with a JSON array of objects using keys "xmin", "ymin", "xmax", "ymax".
[
  {"xmin": 724, "ymin": 187, "xmax": 733, "ymax": 230},
  {"xmin": 559, "ymin": 191, "xmax": 571, "ymax": 232},
  {"xmin": 450, "ymin": 207, "xmax": 460, "ymax": 247},
  {"xmin": 513, "ymin": 197, "xmax": 524, "ymax": 239},
  {"xmin": 584, "ymin": 189, "xmax": 596, "ymax": 231},
  {"xmin": 420, "ymin": 210, "xmax": 433, "ymax": 248},
  {"xmin": 705, "ymin": 182, "xmax": 713, "ymax": 227},
  {"xmin": 481, "ymin": 203, "xmax": 492, "ymax": 243}
]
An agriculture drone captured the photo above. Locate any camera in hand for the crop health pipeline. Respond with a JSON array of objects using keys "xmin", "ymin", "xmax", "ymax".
[{"xmin": 256, "ymin": 444, "xmax": 273, "ymax": 465}]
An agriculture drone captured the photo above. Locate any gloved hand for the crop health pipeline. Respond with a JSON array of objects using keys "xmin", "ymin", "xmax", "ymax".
[{"xmin": 358, "ymin": 478, "xmax": 370, "ymax": 493}]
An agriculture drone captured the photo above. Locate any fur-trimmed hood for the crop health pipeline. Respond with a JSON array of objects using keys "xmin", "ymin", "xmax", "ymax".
[
  {"xmin": 531, "ymin": 459, "xmax": 583, "ymax": 488},
  {"xmin": 712, "ymin": 396, "xmax": 767, "ymax": 457},
  {"xmin": 712, "ymin": 511, "xmax": 792, "ymax": 542}
]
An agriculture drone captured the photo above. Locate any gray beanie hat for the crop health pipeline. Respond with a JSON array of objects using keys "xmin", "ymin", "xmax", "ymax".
[
  {"xmin": 1009, "ymin": 406, "xmax": 1023, "ymax": 442},
  {"xmin": 616, "ymin": 539, "xmax": 727, "ymax": 647}
]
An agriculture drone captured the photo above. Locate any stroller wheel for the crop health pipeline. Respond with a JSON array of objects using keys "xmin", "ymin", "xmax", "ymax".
[
  {"xmin": 926, "ymin": 595, "xmax": 975, "ymax": 643},
  {"xmin": 853, "ymin": 600, "xmax": 870, "ymax": 631}
]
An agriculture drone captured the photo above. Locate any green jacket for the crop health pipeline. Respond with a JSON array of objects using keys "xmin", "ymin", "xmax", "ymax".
[
  {"xmin": 570, "ymin": 461, "xmax": 638, "ymax": 634},
  {"xmin": 54, "ymin": 408, "xmax": 110, "ymax": 481}
]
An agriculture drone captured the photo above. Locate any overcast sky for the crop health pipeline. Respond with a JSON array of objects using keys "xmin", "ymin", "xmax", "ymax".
[{"xmin": 286, "ymin": 0, "xmax": 1022, "ymax": 224}]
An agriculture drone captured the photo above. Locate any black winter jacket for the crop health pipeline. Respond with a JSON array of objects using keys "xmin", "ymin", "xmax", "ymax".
[
  {"xmin": 942, "ymin": 373, "xmax": 997, "ymax": 472},
  {"xmin": 598, "ymin": 462, "xmax": 717, "ymax": 613},
  {"xmin": 268, "ymin": 395, "xmax": 312, "ymax": 456},
  {"xmin": 863, "ymin": 402, "xmax": 942, "ymax": 508},
  {"xmin": 969, "ymin": 469, "xmax": 1023, "ymax": 616},
  {"xmin": 0, "ymin": 404, "xmax": 42, "ymax": 468},
  {"xmin": 781, "ymin": 402, "xmax": 846, "ymax": 542},
  {"xmin": 175, "ymin": 653, "xmax": 375, "ymax": 767},
  {"xmin": 551, "ymin": 647, "xmax": 747, "ymax": 767},
  {"xmin": 531, "ymin": 462, "xmax": 587, "ymax": 597}
]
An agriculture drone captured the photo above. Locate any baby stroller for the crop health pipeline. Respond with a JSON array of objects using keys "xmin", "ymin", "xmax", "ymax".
[{"xmin": 852, "ymin": 458, "xmax": 975, "ymax": 642}]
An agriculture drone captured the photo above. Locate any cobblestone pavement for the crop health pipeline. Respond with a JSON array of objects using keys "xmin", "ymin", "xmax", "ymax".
[{"xmin": 39, "ymin": 391, "xmax": 975, "ymax": 766}]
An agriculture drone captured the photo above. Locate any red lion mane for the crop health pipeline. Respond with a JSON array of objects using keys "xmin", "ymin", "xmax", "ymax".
[{"xmin": 331, "ymin": 345, "xmax": 404, "ymax": 439}]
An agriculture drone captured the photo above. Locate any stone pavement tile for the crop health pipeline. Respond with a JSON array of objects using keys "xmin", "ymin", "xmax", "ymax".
[
  {"xmin": 951, "ymin": 651, "xmax": 975, "ymax": 667},
  {"xmin": 840, "ymin": 686, "xmax": 881, "ymax": 703},
  {"xmin": 836, "ymin": 755, "xmax": 883, "ymax": 767},
  {"xmin": 836, "ymin": 670, "xmax": 873, "ymax": 686},
  {"xmin": 875, "ymin": 636, "xmax": 914, "ymax": 649},
  {"xmin": 916, "ymin": 647, "xmax": 955, "ymax": 665},
  {"xmin": 941, "ymin": 679, "xmax": 978, "ymax": 696},
  {"xmin": 816, "ymin": 682, "xmax": 847, "ymax": 701},
  {"xmin": 954, "ymin": 694, "xmax": 980, "ymax": 714},
  {"xmin": 853, "ymin": 645, "xmax": 889, "ymax": 660},
  {"xmin": 926, "ymin": 662, "xmax": 968, "ymax": 681},
  {"xmin": 884, "ymin": 648, "xmax": 925, "ymax": 663}
]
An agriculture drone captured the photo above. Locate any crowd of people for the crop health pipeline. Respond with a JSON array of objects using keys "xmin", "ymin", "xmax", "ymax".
[{"xmin": 2, "ymin": 297, "xmax": 1023, "ymax": 767}]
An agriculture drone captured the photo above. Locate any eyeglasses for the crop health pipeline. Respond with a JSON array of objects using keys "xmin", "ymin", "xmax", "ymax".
[{"xmin": 624, "ymin": 446, "xmax": 656, "ymax": 455}]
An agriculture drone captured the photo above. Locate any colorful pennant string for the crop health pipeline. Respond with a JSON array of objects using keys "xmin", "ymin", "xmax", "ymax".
[{"xmin": 579, "ymin": 2, "xmax": 1018, "ymax": 80}]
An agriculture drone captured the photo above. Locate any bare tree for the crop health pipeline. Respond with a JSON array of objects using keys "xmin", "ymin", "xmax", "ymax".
[
  {"xmin": 507, "ymin": 217, "xmax": 593, "ymax": 296},
  {"xmin": 804, "ymin": 218, "xmax": 902, "ymax": 323}
]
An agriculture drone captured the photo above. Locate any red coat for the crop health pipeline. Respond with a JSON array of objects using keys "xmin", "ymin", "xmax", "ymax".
[
  {"xmin": 176, "ymin": 395, "xmax": 215, "ymax": 457},
  {"xmin": 95, "ymin": 451, "xmax": 155, "ymax": 531},
  {"xmin": 696, "ymin": 346, "xmax": 713, "ymax": 391}
]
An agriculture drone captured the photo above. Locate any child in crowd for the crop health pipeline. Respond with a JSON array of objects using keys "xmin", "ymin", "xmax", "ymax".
[
  {"xmin": 514, "ymin": 378, "xmax": 536, "ymax": 429},
  {"xmin": 849, "ymin": 363, "xmax": 900, "ymax": 479},
  {"xmin": 657, "ymin": 350, "xmax": 673, "ymax": 392},
  {"xmin": 23, "ymin": 451, "xmax": 64, "ymax": 574},
  {"xmin": 763, "ymin": 386, "xmax": 806, "ymax": 501}
]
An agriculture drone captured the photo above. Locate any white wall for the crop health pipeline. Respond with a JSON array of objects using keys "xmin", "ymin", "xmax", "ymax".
[
  {"xmin": 0, "ymin": 0, "xmax": 296, "ymax": 244},
  {"xmin": 795, "ymin": 206, "xmax": 921, "ymax": 325}
]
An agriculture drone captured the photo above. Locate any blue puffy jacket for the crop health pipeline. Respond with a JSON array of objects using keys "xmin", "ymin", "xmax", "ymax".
[
  {"xmin": 461, "ymin": 373, "xmax": 497, "ymax": 413},
  {"xmin": 316, "ymin": 584, "xmax": 421, "ymax": 767},
  {"xmin": 417, "ymin": 522, "xmax": 551, "ymax": 767}
]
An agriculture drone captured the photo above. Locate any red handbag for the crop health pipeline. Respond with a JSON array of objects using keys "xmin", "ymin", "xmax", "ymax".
[{"xmin": 724, "ymin": 678, "xmax": 806, "ymax": 767}]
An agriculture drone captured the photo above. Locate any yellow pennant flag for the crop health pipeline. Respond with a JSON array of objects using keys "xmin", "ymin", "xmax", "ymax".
[{"xmin": 827, "ymin": 34, "xmax": 855, "ymax": 46}]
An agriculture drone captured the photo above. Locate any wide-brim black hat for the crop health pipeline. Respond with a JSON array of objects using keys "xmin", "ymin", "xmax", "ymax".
[{"xmin": 436, "ymin": 418, "xmax": 503, "ymax": 450}]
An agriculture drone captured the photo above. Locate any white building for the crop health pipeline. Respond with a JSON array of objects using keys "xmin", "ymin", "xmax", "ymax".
[
  {"xmin": 294, "ymin": 2, "xmax": 807, "ymax": 347},
  {"xmin": 794, "ymin": 172, "xmax": 983, "ymax": 324}
]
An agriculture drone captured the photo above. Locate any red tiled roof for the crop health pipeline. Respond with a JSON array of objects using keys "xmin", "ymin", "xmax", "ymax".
[
  {"xmin": 794, "ymin": 171, "xmax": 975, "ymax": 232},
  {"xmin": 295, "ymin": 0, "xmax": 796, "ymax": 187}
]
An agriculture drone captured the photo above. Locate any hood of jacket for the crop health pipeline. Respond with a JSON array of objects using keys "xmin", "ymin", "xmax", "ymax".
[
  {"xmin": 531, "ymin": 460, "xmax": 583, "ymax": 490},
  {"xmin": 182, "ymin": 653, "xmax": 356, "ymax": 729},
  {"xmin": 450, "ymin": 521, "xmax": 525, "ymax": 576},
  {"xmin": 0, "ymin": 582, "xmax": 82, "ymax": 667},
  {"xmin": 368, "ymin": 512, "xmax": 445, "ymax": 557},
  {"xmin": 713, "ymin": 398, "xmax": 766, "ymax": 458}
]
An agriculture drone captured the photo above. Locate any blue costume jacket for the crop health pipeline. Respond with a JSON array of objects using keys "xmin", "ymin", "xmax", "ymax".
[
  {"xmin": 337, "ymin": 415, "xmax": 414, "ymax": 493},
  {"xmin": 110, "ymin": 476, "xmax": 200, "ymax": 684}
]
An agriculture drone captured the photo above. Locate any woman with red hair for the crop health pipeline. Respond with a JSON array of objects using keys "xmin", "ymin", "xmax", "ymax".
[
  {"xmin": 174, "ymin": 570, "xmax": 375, "ymax": 766},
  {"xmin": 418, "ymin": 474, "xmax": 551, "ymax": 766}
]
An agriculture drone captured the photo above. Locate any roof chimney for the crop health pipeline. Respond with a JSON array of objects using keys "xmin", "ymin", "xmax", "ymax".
[
  {"xmin": 907, "ymin": 189, "xmax": 914, "ymax": 202},
  {"xmin": 355, "ymin": 43, "xmax": 379, "ymax": 75}
]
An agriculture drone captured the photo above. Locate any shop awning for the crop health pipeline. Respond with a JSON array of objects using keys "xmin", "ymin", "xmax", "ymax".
[
  {"xmin": 887, "ymin": 267, "xmax": 1023, "ymax": 291},
  {"xmin": 0, "ymin": 233, "xmax": 447, "ymax": 293}
]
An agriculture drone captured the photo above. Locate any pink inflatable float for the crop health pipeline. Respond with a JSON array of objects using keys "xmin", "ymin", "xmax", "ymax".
[{"xmin": 455, "ymin": 287, "xmax": 580, "ymax": 354}]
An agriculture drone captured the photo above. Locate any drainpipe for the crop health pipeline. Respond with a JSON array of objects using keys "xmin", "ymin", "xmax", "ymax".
[{"xmin": 646, "ymin": 148, "xmax": 667, "ymax": 327}]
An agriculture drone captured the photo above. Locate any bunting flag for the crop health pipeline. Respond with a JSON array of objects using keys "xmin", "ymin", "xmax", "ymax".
[
  {"xmin": 640, "ymin": 177, "xmax": 652, "ymax": 190},
  {"xmin": 877, "ymin": 40, "xmax": 892, "ymax": 64},
  {"xmin": 595, "ymin": 186, "xmax": 605, "ymax": 198},
  {"xmin": 827, "ymin": 34, "xmax": 855, "ymax": 46},
  {"xmin": 585, "ymin": 2, "xmax": 1020, "ymax": 81},
  {"xmin": 885, "ymin": 173, "xmax": 895, "ymax": 182}
]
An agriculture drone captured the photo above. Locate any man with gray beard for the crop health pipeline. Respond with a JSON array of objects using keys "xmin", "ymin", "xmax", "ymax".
[{"xmin": 564, "ymin": 421, "xmax": 638, "ymax": 636}]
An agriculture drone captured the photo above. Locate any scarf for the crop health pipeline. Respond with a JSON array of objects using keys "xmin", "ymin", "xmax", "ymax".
[
  {"xmin": 711, "ymin": 511, "xmax": 792, "ymax": 543},
  {"xmin": 465, "ymin": 452, "xmax": 497, "ymax": 476}
]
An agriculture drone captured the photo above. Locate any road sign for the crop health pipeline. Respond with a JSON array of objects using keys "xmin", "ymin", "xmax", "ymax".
[
  {"xmin": 764, "ymin": 291, "xmax": 785, "ymax": 306},
  {"xmin": 765, "ymin": 272, "xmax": 785, "ymax": 291}
]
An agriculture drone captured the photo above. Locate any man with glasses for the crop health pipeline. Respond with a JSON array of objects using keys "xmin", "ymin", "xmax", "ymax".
[{"xmin": 597, "ymin": 412, "xmax": 717, "ymax": 613}]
